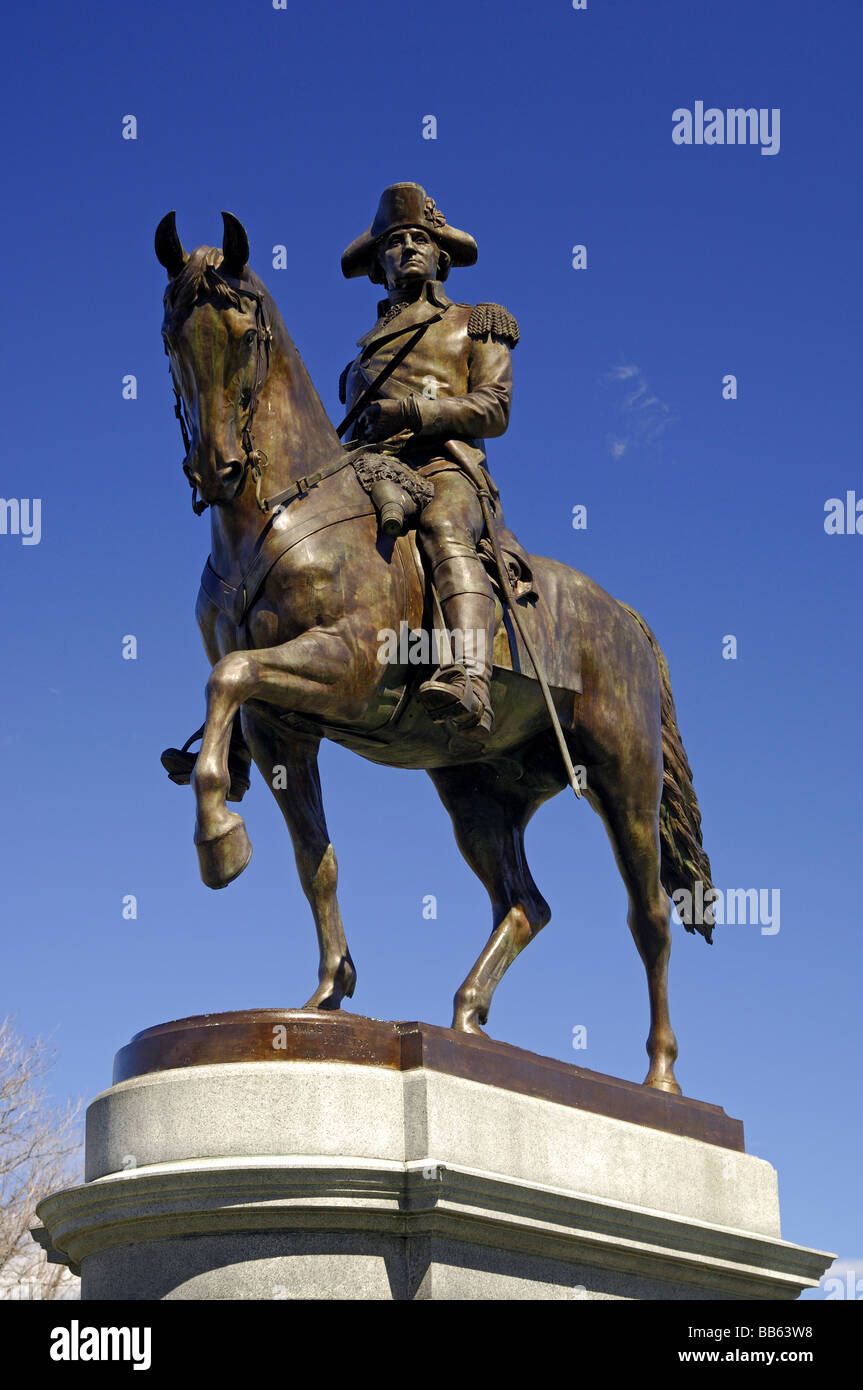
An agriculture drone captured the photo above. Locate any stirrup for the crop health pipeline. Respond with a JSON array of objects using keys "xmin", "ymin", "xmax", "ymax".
[
  {"xmin": 418, "ymin": 665, "xmax": 494, "ymax": 739},
  {"xmin": 160, "ymin": 727, "xmax": 251, "ymax": 803}
]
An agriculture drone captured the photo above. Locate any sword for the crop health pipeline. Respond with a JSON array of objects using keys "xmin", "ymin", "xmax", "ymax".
[{"xmin": 445, "ymin": 441, "xmax": 583, "ymax": 801}]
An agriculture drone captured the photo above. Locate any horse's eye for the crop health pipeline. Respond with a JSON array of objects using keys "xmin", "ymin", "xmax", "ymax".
[{"xmin": 244, "ymin": 329, "xmax": 257, "ymax": 346}]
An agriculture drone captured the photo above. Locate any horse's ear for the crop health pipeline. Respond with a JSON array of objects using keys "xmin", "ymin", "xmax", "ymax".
[
  {"xmin": 155, "ymin": 211, "xmax": 188, "ymax": 278},
  {"xmin": 221, "ymin": 211, "xmax": 249, "ymax": 278}
]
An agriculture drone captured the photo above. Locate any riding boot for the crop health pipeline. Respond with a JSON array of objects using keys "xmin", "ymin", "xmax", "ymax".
[{"xmin": 418, "ymin": 553, "xmax": 496, "ymax": 741}]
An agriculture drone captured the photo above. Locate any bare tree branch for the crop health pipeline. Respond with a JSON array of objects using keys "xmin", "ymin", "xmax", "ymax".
[{"xmin": 0, "ymin": 1017, "xmax": 83, "ymax": 1300}]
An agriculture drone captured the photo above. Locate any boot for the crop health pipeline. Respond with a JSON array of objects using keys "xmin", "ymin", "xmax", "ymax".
[{"xmin": 418, "ymin": 580, "xmax": 496, "ymax": 742}]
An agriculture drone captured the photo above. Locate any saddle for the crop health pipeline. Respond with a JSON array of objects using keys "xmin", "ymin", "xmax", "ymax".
[{"xmin": 351, "ymin": 448, "xmax": 537, "ymax": 600}]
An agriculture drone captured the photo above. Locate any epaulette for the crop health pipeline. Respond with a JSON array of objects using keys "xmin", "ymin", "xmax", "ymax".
[{"xmin": 467, "ymin": 302, "xmax": 520, "ymax": 348}]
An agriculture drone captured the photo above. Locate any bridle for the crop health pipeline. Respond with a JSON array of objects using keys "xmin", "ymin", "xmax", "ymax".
[
  {"xmin": 164, "ymin": 271, "xmax": 411, "ymax": 529},
  {"xmin": 165, "ymin": 280, "xmax": 273, "ymax": 516}
]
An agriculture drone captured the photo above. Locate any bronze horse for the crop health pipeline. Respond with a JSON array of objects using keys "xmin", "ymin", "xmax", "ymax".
[{"xmin": 155, "ymin": 211, "xmax": 714, "ymax": 1095}]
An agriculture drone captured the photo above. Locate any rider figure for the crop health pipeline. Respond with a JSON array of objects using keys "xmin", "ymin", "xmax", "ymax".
[{"xmin": 339, "ymin": 183, "xmax": 519, "ymax": 742}]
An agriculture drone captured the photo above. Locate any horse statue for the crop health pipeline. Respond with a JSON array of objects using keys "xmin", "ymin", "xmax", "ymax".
[{"xmin": 155, "ymin": 210, "xmax": 714, "ymax": 1096}]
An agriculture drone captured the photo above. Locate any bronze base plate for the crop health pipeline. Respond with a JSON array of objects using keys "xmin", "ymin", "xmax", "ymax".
[{"xmin": 112, "ymin": 1009, "xmax": 744, "ymax": 1152}]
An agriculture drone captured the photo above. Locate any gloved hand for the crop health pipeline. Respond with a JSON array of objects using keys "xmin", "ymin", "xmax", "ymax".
[{"xmin": 356, "ymin": 398, "xmax": 419, "ymax": 442}]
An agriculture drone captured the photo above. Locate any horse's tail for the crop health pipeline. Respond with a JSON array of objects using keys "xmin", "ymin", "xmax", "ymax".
[{"xmin": 618, "ymin": 602, "xmax": 715, "ymax": 943}]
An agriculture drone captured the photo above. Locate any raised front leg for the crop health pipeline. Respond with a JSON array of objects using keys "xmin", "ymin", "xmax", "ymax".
[
  {"xmin": 191, "ymin": 627, "xmax": 364, "ymax": 889},
  {"xmin": 242, "ymin": 711, "xmax": 356, "ymax": 1010}
]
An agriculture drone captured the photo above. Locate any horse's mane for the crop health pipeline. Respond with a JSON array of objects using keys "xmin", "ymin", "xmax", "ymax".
[{"xmin": 162, "ymin": 248, "xmax": 248, "ymax": 333}]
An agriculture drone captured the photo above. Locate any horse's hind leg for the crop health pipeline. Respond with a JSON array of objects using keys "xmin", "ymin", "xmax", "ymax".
[
  {"xmin": 428, "ymin": 764, "xmax": 551, "ymax": 1035},
  {"xmin": 586, "ymin": 766, "xmax": 680, "ymax": 1094},
  {"xmin": 242, "ymin": 710, "xmax": 356, "ymax": 1011}
]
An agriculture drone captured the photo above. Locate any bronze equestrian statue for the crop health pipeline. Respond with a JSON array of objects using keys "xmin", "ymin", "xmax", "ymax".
[{"xmin": 155, "ymin": 185, "xmax": 714, "ymax": 1095}]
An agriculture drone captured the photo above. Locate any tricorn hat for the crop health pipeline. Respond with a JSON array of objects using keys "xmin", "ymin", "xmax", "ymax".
[{"xmin": 341, "ymin": 183, "xmax": 478, "ymax": 283}]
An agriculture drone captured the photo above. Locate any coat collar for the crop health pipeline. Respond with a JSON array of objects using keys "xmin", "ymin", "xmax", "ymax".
[{"xmin": 356, "ymin": 280, "xmax": 453, "ymax": 349}]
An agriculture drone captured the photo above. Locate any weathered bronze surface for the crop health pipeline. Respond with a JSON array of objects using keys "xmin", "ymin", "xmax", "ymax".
[
  {"xmin": 154, "ymin": 187, "xmax": 714, "ymax": 1095},
  {"xmin": 113, "ymin": 1011, "xmax": 743, "ymax": 1152}
]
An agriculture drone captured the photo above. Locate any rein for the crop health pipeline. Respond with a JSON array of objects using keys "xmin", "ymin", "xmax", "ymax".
[
  {"xmin": 239, "ymin": 286, "xmax": 273, "ymax": 511},
  {"xmin": 241, "ymin": 432, "xmax": 416, "ymax": 567}
]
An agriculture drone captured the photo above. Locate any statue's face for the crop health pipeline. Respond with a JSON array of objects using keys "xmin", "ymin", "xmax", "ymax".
[{"xmin": 377, "ymin": 226, "xmax": 440, "ymax": 289}]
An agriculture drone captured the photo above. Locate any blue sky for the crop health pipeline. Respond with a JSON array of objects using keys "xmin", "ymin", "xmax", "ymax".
[{"xmin": 2, "ymin": 0, "xmax": 860, "ymax": 1296}]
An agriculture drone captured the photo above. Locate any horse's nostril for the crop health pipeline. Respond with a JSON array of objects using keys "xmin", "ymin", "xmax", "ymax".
[{"xmin": 218, "ymin": 461, "xmax": 244, "ymax": 484}]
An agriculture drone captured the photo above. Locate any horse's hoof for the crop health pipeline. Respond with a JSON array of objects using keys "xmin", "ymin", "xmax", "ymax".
[
  {"xmin": 452, "ymin": 1014, "xmax": 488, "ymax": 1037},
  {"xmin": 645, "ymin": 1073, "xmax": 682, "ymax": 1096},
  {"xmin": 196, "ymin": 821, "xmax": 252, "ymax": 889},
  {"xmin": 303, "ymin": 957, "xmax": 357, "ymax": 1011},
  {"xmin": 301, "ymin": 995, "xmax": 343, "ymax": 1013}
]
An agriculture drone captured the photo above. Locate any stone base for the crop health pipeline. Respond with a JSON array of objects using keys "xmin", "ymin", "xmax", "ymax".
[{"xmin": 33, "ymin": 1012, "xmax": 833, "ymax": 1300}]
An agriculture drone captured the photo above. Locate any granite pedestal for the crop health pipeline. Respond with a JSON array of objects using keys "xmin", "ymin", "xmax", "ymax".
[{"xmin": 33, "ymin": 1011, "xmax": 833, "ymax": 1300}]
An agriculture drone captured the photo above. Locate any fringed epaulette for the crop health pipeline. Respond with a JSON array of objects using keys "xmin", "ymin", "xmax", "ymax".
[{"xmin": 468, "ymin": 302, "xmax": 520, "ymax": 348}]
